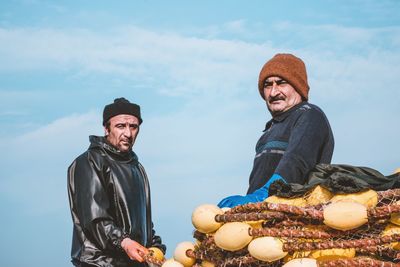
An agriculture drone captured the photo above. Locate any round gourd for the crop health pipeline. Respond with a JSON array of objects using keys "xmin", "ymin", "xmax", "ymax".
[
  {"xmin": 191, "ymin": 204, "xmax": 223, "ymax": 233},
  {"xmin": 173, "ymin": 241, "xmax": 195, "ymax": 267},
  {"xmin": 330, "ymin": 189, "xmax": 378, "ymax": 208},
  {"xmin": 214, "ymin": 222, "xmax": 252, "ymax": 251},
  {"xmin": 391, "ymin": 213, "xmax": 400, "ymax": 226},
  {"xmin": 149, "ymin": 247, "xmax": 164, "ymax": 261},
  {"xmin": 390, "ymin": 201, "xmax": 400, "ymax": 226},
  {"xmin": 265, "ymin": 195, "xmax": 307, "ymax": 207},
  {"xmin": 201, "ymin": 260, "xmax": 215, "ymax": 267},
  {"xmin": 323, "ymin": 201, "xmax": 368, "ymax": 231},
  {"xmin": 382, "ymin": 223, "xmax": 400, "ymax": 250},
  {"xmin": 248, "ymin": 236, "xmax": 287, "ymax": 262},
  {"xmin": 306, "ymin": 185, "xmax": 333, "ymax": 205},
  {"xmin": 245, "ymin": 220, "xmax": 263, "ymax": 229},
  {"xmin": 162, "ymin": 259, "xmax": 185, "ymax": 267},
  {"xmin": 283, "ymin": 251, "xmax": 311, "ymax": 263},
  {"xmin": 310, "ymin": 248, "xmax": 355, "ymax": 260},
  {"xmin": 283, "ymin": 258, "xmax": 317, "ymax": 267}
]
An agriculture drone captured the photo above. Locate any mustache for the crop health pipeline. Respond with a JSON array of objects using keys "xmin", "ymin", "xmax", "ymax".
[
  {"xmin": 121, "ymin": 137, "xmax": 133, "ymax": 144},
  {"xmin": 268, "ymin": 95, "xmax": 285, "ymax": 103}
]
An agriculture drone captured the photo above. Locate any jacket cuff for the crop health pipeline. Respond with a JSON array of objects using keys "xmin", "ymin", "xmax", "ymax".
[{"xmin": 113, "ymin": 232, "xmax": 131, "ymax": 252}]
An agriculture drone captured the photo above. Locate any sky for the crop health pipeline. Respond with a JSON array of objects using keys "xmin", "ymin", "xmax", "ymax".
[{"xmin": 0, "ymin": 0, "xmax": 399, "ymax": 266}]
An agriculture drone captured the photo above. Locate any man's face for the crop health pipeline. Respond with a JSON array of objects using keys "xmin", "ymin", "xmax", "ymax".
[
  {"xmin": 263, "ymin": 76, "xmax": 303, "ymax": 116},
  {"xmin": 105, "ymin": 114, "xmax": 140, "ymax": 152}
]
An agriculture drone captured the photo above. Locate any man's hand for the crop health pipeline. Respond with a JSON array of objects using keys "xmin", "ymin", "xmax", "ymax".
[{"xmin": 121, "ymin": 238, "xmax": 149, "ymax": 262}]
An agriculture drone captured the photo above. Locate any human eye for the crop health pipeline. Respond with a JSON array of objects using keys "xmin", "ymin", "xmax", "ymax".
[
  {"xmin": 130, "ymin": 124, "xmax": 139, "ymax": 129},
  {"xmin": 276, "ymin": 80, "xmax": 288, "ymax": 86},
  {"xmin": 264, "ymin": 80, "xmax": 273, "ymax": 88}
]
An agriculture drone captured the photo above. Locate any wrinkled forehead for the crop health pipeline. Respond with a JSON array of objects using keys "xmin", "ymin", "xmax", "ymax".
[{"xmin": 108, "ymin": 114, "xmax": 140, "ymax": 124}]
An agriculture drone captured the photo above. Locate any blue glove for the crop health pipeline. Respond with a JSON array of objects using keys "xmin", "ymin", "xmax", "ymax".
[{"xmin": 217, "ymin": 174, "xmax": 286, "ymax": 208}]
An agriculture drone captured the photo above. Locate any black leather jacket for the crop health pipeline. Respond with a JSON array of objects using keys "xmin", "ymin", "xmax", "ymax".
[{"xmin": 68, "ymin": 136, "xmax": 165, "ymax": 267}]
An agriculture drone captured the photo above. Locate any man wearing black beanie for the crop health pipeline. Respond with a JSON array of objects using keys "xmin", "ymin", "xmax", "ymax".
[{"xmin": 67, "ymin": 98, "xmax": 165, "ymax": 267}]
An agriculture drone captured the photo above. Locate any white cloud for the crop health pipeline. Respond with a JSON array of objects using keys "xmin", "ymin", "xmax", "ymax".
[
  {"xmin": 0, "ymin": 111, "xmax": 101, "ymax": 214},
  {"xmin": 223, "ymin": 19, "xmax": 247, "ymax": 34},
  {"xmin": 0, "ymin": 21, "xmax": 399, "ymax": 175},
  {"xmin": 1, "ymin": 21, "xmax": 399, "ymax": 184},
  {"xmin": 1, "ymin": 22, "xmax": 399, "ymax": 100},
  {"xmin": 0, "ymin": 26, "xmax": 273, "ymax": 98}
]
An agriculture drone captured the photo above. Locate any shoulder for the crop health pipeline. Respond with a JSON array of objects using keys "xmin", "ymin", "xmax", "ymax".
[
  {"xmin": 295, "ymin": 102, "xmax": 329, "ymax": 122},
  {"xmin": 290, "ymin": 103, "xmax": 332, "ymax": 134},
  {"xmin": 68, "ymin": 151, "xmax": 89, "ymax": 174},
  {"xmin": 68, "ymin": 148, "xmax": 104, "ymax": 172}
]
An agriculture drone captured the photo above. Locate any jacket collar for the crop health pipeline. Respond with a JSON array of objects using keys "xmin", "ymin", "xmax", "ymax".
[
  {"xmin": 89, "ymin": 135, "xmax": 138, "ymax": 163},
  {"xmin": 264, "ymin": 101, "xmax": 307, "ymax": 131}
]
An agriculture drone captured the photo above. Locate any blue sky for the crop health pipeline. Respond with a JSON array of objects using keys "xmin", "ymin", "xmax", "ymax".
[{"xmin": 0, "ymin": 1, "xmax": 399, "ymax": 266}]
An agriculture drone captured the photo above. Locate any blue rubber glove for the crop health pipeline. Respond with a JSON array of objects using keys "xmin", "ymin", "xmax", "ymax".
[{"xmin": 218, "ymin": 174, "xmax": 286, "ymax": 208}]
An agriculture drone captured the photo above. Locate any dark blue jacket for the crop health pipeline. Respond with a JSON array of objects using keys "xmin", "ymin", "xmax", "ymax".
[{"xmin": 247, "ymin": 102, "xmax": 334, "ymax": 194}]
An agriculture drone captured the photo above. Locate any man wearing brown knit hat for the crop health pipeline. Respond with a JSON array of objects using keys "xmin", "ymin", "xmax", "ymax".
[
  {"xmin": 67, "ymin": 97, "xmax": 166, "ymax": 267},
  {"xmin": 218, "ymin": 53, "xmax": 334, "ymax": 208}
]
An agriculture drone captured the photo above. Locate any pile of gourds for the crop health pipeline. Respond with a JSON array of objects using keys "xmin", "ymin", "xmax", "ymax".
[{"xmin": 153, "ymin": 185, "xmax": 400, "ymax": 267}]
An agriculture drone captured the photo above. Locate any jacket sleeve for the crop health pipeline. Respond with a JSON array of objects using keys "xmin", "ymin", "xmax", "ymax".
[
  {"xmin": 274, "ymin": 109, "xmax": 333, "ymax": 184},
  {"xmin": 137, "ymin": 162, "xmax": 167, "ymax": 253},
  {"xmin": 149, "ymin": 222, "xmax": 167, "ymax": 254},
  {"xmin": 68, "ymin": 153, "xmax": 127, "ymax": 252}
]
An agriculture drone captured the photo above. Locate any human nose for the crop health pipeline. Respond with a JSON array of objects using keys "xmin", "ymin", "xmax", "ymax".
[
  {"xmin": 123, "ymin": 125, "xmax": 132, "ymax": 137},
  {"xmin": 270, "ymin": 83, "xmax": 280, "ymax": 95}
]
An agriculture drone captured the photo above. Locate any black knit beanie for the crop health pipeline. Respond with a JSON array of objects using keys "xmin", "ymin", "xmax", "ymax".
[{"xmin": 102, "ymin": 97, "xmax": 143, "ymax": 126}]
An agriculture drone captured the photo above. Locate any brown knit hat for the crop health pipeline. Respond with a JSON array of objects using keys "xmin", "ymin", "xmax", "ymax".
[{"xmin": 258, "ymin": 53, "xmax": 309, "ymax": 100}]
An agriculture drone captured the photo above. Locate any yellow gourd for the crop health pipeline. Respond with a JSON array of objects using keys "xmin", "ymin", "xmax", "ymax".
[
  {"xmin": 283, "ymin": 258, "xmax": 317, "ymax": 267},
  {"xmin": 330, "ymin": 189, "xmax": 378, "ymax": 208},
  {"xmin": 214, "ymin": 222, "xmax": 252, "ymax": 251},
  {"xmin": 191, "ymin": 204, "xmax": 223, "ymax": 233},
  {"xmin": 382, "ymin": 223, "xmax": 400, "ymax": 250},
  {"xmin": 390, "ymin": 201, "xmax": 400, "ymax": 226},
  {"xmin": 265, "ymin": 195, "xmax": 307, "ymax": 207},
  {"xmin": 306, "ymin": 185, "xmax": 333, "ymax": 205},
  {"xmin": 323, "ymin": 201, "xmax": 368, "ymax": 231},
  {"xmin": 391, "ymin": 214, "xmax": 400, "ymax": 226},
  {"xmin": 200, "ymin": 260, "xmax": 215, "ymax": 267},
  {"xmin": 310, "ymin": 248, "xmax": 355, "ymax": 260},
  {"xmin": 283, "ymin": 251, "xmax": 311, "ymax": 263},
  {"xmin": 247, "ymin": 236, "xmax": 288, "ymax": 262},
  {"xmin": 162, "ymin": 259, "xmax": 184, "ymax": 267},
  {"xmin": 245, "ymin": 220, "xmax": 264, "ymax": 229},
  {"xmin": 148, "ymin": 247, "xmax": 164, "ymax": 261},
  {"xmin": 173, "ymin": 241, "xmax": 195, "ymax": 267}
]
